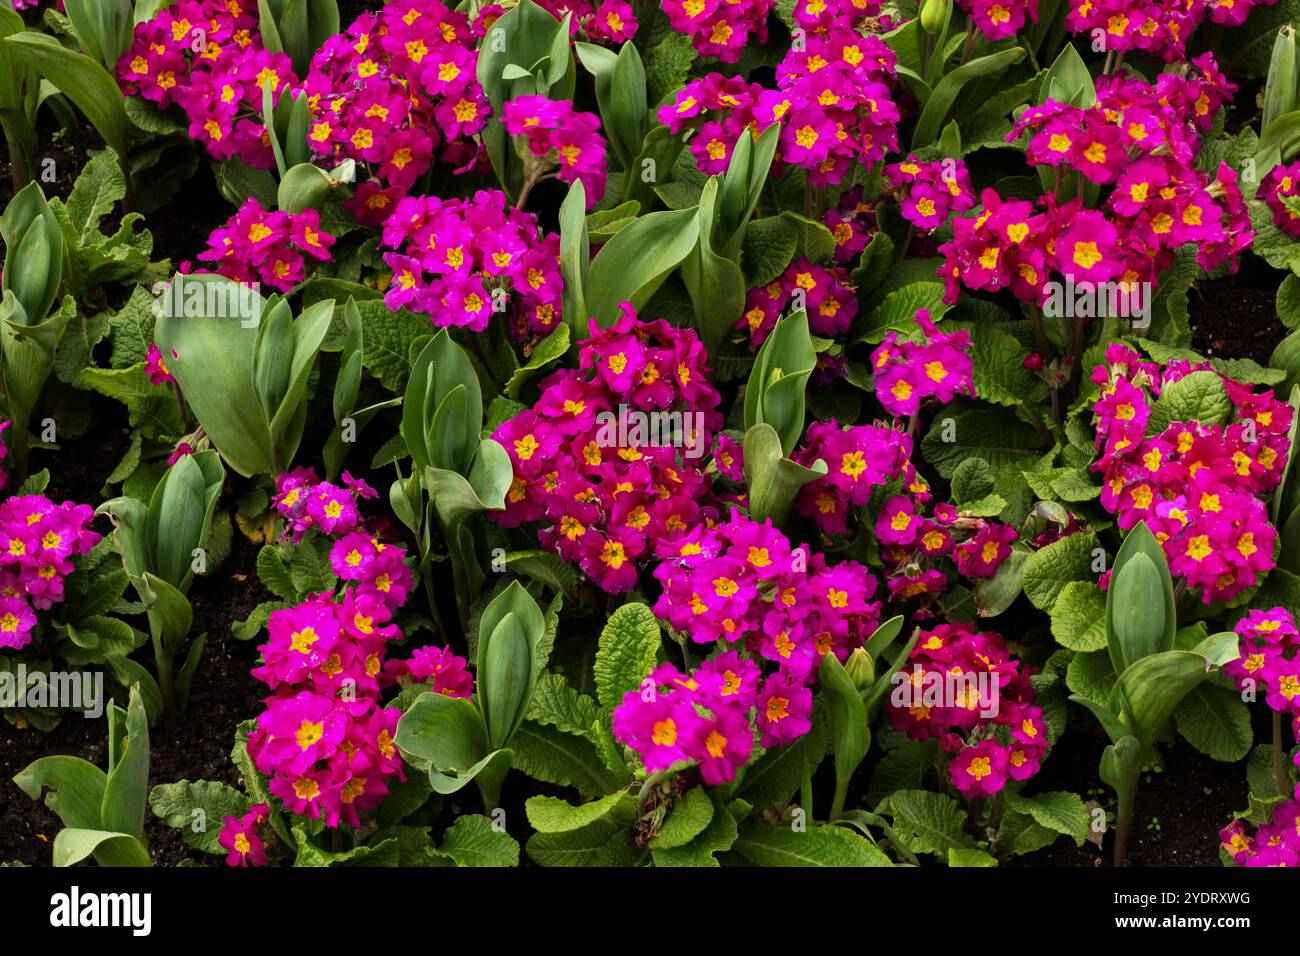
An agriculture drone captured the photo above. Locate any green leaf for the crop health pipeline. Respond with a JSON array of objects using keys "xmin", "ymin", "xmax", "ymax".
[
  {"xmin": 527, "ymin": 672, "xmax": 599, "ymax": 737},
  {"xmin": 13, "ymin": 755, "xmax": 107, "ymax": 831},
  {"xmin": 950, "ymin": 456, "xmax": 994, "ymax": 504},
  {"xmin": 510, "ymin": 720, "xmax": 620, "ymax": 796},
  {"xmin": 741, "ymin": 215, "xmax": 799, "ymax": 286},
  {"xmin": 1050, "ymin": 580, "xmax": 1108, "ymax": 651},
  {"xmin": 593, "ymin": 602, "xmax": 662, "ymax": 715},
  {"xmin": 649, "ymin": 787, "xmax": 714, "ymax": 849},
  {"xmin": 525, "ymin": 791, "xmax": 633, "ymax": 833},
  {"xmin": 1065, "ymin": 649, "xmax": 1115, "ymax": 707},
  {"xmin": 849, "ymin": 230, "xmax": 896, "ymax": 300},
  {"xmin": 101, "ymin": 685, "xmax": 148, "ymax": 842},
  {"xmin": 525, "ymin": 818, "xmax": 642, "ymax": 867},
  {"xmin": 913, "ymin": 46, "xmax": 1027, "ymax": 148},
  {"xmin": 1005, "ymin": 791, "xmax": 1089, "ymax": 846},
  {"xmin": 505, "ymin": 324, "xmax": 570, "ymax": 399},
  {"xmin": 820, "ymin": 651, "xmax": 871, "ymax": 816},
  {"xmin": 971, "ymin": 326, "xmax": 1048, "ymax": 406},
  {"xmin": 293, "ymin": 829, "xmax": 399, "ymax": 867},
  {"xmin": 60, "ymin": 147, "xmax": 123, "ymax": 240},
  {"xmin": 949, "ymin": 847, "xmax": 999, "ymax": 866},
  {"xmin": 4, "ymin": 34, "xmax": 131, "ymax": 194},
  {"xmin": 734, "ymin": 822, "xmax": 894, "ymax": 866},
  {"xmin": 105, "ymin": 285, "xmax": 157, "ymax": 369},
  {"xmin": 878, "ymin": 789, "xmax": 973, "ymax": 855},
  {"xmin": 1175, "ymin": 683, "xmax": 1253, "ymax": 762},
  {"xmin": 1021, "ymin": 532, "xmax": 1098, "ymax": 612},
  {"xmin": 1279, "ymin": 274, "xmax": 1300, "ymax": 330},
  {"xmin": 255, "ymin": 545, "xmax": 298, "ymax": 601},
  {"xmin": 921, "ymin": 408, "xmax": 1042, "ymax": 478},
  {"xmin": 438, "ymin": 814, "xmax": 520, "ymax": 867},
  {"xmin": 1147, "ymin": 369, "xmax": 1232, "ymax": 433},
  {"xmin": 737, "ymin": 711, "xmax": 828, "ymax": 809},
  {"xmin": 585, "ymin": 206, "xmax": 700, "ymax": 328},
  {"xmin": 148, "ymin": 780, "xmax": 247, "ymax": 855},
  {"xmin": 52, "ymin": 829, "xmax": 150, "ymax": 868},
  {"xmin": 860, "ymin": 281, "xmax": 949, "ymax": 343},
  {"xmin": 1112, "ymin": 635, "xmax": 1239, "ymax": 746},
  {"xmin": 779, "ymin": 210, "xmax": 836, "ymax": 263},
  {"xmin": 998, "ymin": 809, "xmax": 1061, "ymax": 856},
  {"xmin": 651, "ymin": 800, "xmax": 738, "ymax": 866},
  {"xmin": 394, "ymin": 692, "xmax": 489, "ymax": 792}
]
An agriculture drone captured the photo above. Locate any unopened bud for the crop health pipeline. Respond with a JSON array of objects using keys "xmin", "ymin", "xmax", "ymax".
[
  {"xmin": 920, "ymin": 0, "xmax": 948, "ymax": 34},
  {"xmin": 845, "ymin": 647, "xmax": 875, "ymax": 693}
]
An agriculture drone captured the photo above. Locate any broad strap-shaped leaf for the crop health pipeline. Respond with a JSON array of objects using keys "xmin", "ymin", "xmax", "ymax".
[
  {"xmin": 53, "ymin": 828, "xmax": 151, "ymax": 868},
  {"xmin": 742, "ymin": 422, "xmax": 827, "ymax": 525},
  {"xmin": 1110, "ymin": 632, "xmax": 1239, "ymax": 745},
  {"xmin": 102, "ymin": 685, "xmax": 149, "ymax": 841},
  {"xmin": 13, "ymin": 755, "xmax": 108, "ymax": 830}
]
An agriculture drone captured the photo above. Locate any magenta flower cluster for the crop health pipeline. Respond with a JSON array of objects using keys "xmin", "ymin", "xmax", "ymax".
[
  {"xmin": 869, "ymin": 308, "xmax": 975, "ymax": 418},
  {"xmin": 530, "ymin": 0, "xmax": 639, "ymax": 43},
  {"xmin": 492, "ymin": 306, "xmax": 723, "ymax": 592},
  {"xmin": 823, "ymin": 186, "xmax": 879, "ymax": 265},
  {"xmin": 1220, "ymin": 798, "xmax": 1300, "ymax": 867},
  {"xmin": 118, "ymin": 0, "xmax": 294, "ymax": 169},
  {"xmin": 886, "ymin": 155, "xmax": 976, "ymax": 233},
  {"xmin": 1260, "ymin": 162, "xmax": 1300, "ymax": 239},
  {"xmin": 889, "ymin": 622, "xmax": 1050, "ymax": 798},
  {"xmin": 959, "ymin": 0, "xmax": 1039, "ymax": 39},
  {"xmin": 197, "ymin": 198, "xmax": 336, "ymax": 292},
  {"xmin": 272, "ymin": 468, "xmax": 378, "ymax": 542},
  {"xmin": 1225, "ymin": 608, "xmax": 1300, "ymax": 718},
  {"xmin": 614, "ymin": 509, "xmax": 885, "ymax": 781},
  {"xmin": 740, "ymin": 258, "xmax": 857, "ymax": 347},
  {"xmin": 218, "ymin": 803, "xmax": 272, "ymax": 867},
  {"xmin": 662, "ymin": 0, "xmax": 772, "ymax": 62},
  {"xmin": 791, "ymin": 420, "xmax": 913, "ymax": 535},
  {"xmin": 0, "ymin": 496, "xmax": 100, "ymax": 651},
  {"xmin": 502, "ymin": 95, "xmax": 609, "ymax": 208},
  {"xmin": 1091, "ymin": 344, "xmax": 1291, "ymax": 603},
  {"xmin": 380, "ymin": 189, "xmax": 564, "ymax": 338},
  {"xmin": 943, "ymin": 59, "xmax": 1249, "ymax": 306},
  {"xmin": 660, "ymin": 18, "xmax": 900, "ymax": 188},
  {"xmin": 303, "ymin": 0, "xmax": 489, "ymax": 205},
  {"xmin": 1066, "ymin": 0, "xmax": 1277, "ymax": 62}
]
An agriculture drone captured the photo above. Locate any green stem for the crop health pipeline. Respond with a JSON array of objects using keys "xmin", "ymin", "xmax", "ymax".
[
  {"xmin": 965, "ymin": 795, "xmax": 983, "ymax": 836},
  {"xmin": 959, "ymin": 23, "xmax": 977, "ymax": 66},
  {"xmin": 637, "ymin": 770, "xmax": 667, "ymax": 814},
  {"xmin": 153, "ymin": 629, "xmax": 176, "ymax": 735},
  {"xmin": 921, "ymin": 31, "xmax": 935, "ymax": 77},
  {"xmin": 1113, "ymin": 779, "xmax": 1137, "ymax": 867},
  {"xmin": 830, "ymin": 777, "xmax": 850, "ymax": 822},
  {"xmin": 1068, "ymin": 310, "xmax": 1084, "ymax": 398}
]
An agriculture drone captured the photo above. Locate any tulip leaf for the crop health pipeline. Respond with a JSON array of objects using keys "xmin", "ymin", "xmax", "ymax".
[{"xmin": 585, "ymin": 206, "xmax": 700, "ymax": 328}]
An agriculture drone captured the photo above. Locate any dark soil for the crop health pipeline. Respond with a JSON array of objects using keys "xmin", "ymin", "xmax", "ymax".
[
  {"xmin": 40, "ymin": 398, "xmax": 131, "ymax": 507},
  {"xmin": 1189, "ymin": 262, "xmax": 1287, "ymax": 366},
  {"xmin": 0, "ymin": 502, "xmax": 271, "ymax": 867},
  {"xmin": 1014, "ymin": 721, "xmax": 1251, "ymax": 867},
  {"xmin": 0, "ymin": 119, "xmax": 104, "ymax": 211},
  {"xmin": 145, "ymin": 162, "xmax": 237, "ymax": 267},
  {"xmin": 337, "ymin": 0, "xmax": 388, "ymax": 24}
]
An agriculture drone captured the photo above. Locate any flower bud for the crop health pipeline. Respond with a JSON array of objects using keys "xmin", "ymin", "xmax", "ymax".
[
  {"xmin": 845, "ymin": 646, "xmax": 876, "ymax": 693},
  {"xmin": 920, "ymin": 0, "xmax": 948, "ymax": 35}
]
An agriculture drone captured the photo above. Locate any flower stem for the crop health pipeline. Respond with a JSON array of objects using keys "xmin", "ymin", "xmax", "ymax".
[{"xmin": 959, "ymin": 24, "xmax": 976, "ymax": 66}]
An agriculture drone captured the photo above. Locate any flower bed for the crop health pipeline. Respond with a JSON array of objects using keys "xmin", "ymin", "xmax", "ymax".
[{"xmin": 1, "ymin": 0, "xmax": 1300, "ymax": 874}]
